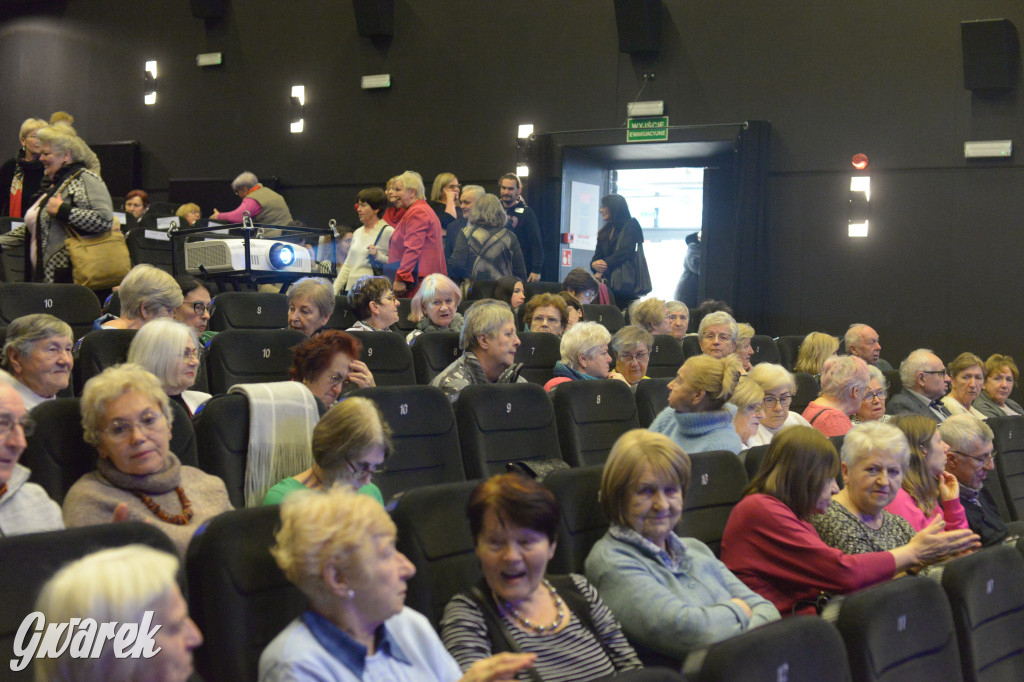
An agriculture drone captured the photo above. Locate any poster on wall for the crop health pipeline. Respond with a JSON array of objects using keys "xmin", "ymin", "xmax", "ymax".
[{"xmin": 569, "ymin": 181, "xmax": 600, "ymax": 252}]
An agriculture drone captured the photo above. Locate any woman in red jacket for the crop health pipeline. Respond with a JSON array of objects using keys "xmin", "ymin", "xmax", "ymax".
[{"xmin": 387, "ymin": 170, "xmax": 447, "ymax": 298}]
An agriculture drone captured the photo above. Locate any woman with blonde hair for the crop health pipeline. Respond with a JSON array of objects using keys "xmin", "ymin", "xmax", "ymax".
[
  {"xmin": 260, "ymin": 486, "xmax": 535, "ymax": 681},
  {"xmin": 887, "ymin": 415, "xmax": 970, "ymax": 532},
  {"xmin": 263, "ymin": 396, "xmax": 391, "ymax": 506},
  {"xmin": 941, "ymin": 352, "xmax": 987, "ymax": 418},
  {"xmin": 729, "ymin": 376, "xmax": 766, "ymax": 446},
  {"xmin": 34, "ymin": 544, "xmax": 203, "ymax": 682},
  {"xmin": 734, "ymin": 323, "xmax": 756, "ymax": 373},
  {"xmin": 651, "ymin": 354, "xmax": 745, "ymax": 454},
  {"xmin": 1, "ymin": 117, "xmax": 47, "ymax": 218},
  {"xmin": 793, "ymin": 332, "xmax": 839, "ymax": 375},
  {"xmin": 174, "ymin": 202, "xmax": 201, "ymax": 227},
  {"xmin": 628, "ymin": 296, "xmax": 671, "ymax": 335}
]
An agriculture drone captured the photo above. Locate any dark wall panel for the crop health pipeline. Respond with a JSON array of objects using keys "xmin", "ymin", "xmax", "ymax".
[{"xmin": 3, "ymin": 1, "xmax": 1024, "ymax": 361}]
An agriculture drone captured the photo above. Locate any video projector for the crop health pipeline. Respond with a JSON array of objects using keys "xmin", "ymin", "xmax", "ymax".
[{"xmin": 184, "ymin": 238, "xmax": 312, "ymax": 274}]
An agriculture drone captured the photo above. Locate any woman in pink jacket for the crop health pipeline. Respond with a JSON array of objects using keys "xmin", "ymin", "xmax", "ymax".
[{"xmin": 387, "ymin": 170, "xmax": 447, "ymax": 298}]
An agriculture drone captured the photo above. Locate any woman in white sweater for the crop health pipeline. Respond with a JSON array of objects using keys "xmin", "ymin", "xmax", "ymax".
[{"xmin": 333, "ymin": 187, "xmax": 394, "ymax": 294}]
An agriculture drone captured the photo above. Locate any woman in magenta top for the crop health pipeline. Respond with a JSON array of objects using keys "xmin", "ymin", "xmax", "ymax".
[
  {"xmin": 801, "ymin": 355, "xmax": 869, "ymax": 438},
  {"xmin": 886, "ymin": 415, "xmax": 969, "ymax": 532},
  {"xmin": 721, "ymin": 426, "xmax": 972, "ymax": 616}
]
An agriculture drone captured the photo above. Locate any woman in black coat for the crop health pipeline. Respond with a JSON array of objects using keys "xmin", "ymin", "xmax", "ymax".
[{"xmin": 590, "ymin": 194, "xmax": 650, "ymax": 307}]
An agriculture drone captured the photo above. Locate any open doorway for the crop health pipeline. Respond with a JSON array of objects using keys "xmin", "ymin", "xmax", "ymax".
[{"xmin": 613, "ymin": 167, "xmax": 703, "ymax": 299}]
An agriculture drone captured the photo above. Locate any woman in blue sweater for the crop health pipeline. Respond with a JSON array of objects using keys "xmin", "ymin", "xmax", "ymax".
[
  {"xmin": 650, "ymin": 354, "xmax": 744, "ymax": 454},
  {"xmin": 586, "ymin": 429, "xmax": 779, "ymax": 666}
]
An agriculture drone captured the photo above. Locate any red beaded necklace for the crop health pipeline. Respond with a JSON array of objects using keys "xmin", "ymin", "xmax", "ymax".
[
  {"xmin": 132, "ymin": 487, "xmax": 193, "ymax": 525},
  {"xmin": 0, "ymin": 483, "xmax": 7, "ymax": 499}
]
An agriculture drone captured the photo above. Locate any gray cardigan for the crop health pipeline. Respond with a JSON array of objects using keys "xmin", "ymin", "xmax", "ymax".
[
  {"xmin": 585, "ymin": 526, "xmax": 779, "ymax": 660},
  {"xmin": 0, "ymin": 464, "xmax": 63, "ymax": 537},
  {"xmin": 973, "ymin": 390, "xmax": 1024, "ymax": 420}
]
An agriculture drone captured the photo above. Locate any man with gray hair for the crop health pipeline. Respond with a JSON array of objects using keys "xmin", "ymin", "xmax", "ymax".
[
  {"xmin": 887, "ymin": 349, "xmax": 951, "ymax": 422},
  {"xmin": 430, "ymin": 299, "xmax": 525, "ymax": 402},
  {"xmin": 940, "ymin": 414, "xmax": 1023, "ymax": 546},
  {"xmin": 212, "ymin": 171, "xmax": 293, "ymax": 232},
  {"xmin": 444, "ymin": 184, "xmax": 485, "ymax": 260},
  {"xmin": 844, "ymin": 324, "xmax": 892, "ymax": 371}
]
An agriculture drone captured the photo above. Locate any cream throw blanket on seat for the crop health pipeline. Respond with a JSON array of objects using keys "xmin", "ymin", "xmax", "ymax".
[{"xmin": 229, "ymin": 382, "xmax": 319, "ymax": 507}]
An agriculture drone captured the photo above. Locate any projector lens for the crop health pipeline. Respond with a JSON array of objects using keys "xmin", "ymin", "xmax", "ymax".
[{"xmin": 268, "ymin": 243, "xmax": 296, "ymax": 269}]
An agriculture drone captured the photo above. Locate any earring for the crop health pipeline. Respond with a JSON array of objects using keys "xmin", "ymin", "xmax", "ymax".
[{"xmin": 347, "ymin": 589, "xmax": 355, "ymax": 599}]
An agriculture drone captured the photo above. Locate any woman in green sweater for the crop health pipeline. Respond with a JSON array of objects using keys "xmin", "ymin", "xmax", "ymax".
[{"xmin": 262, "ymin": 396, "xmax": 390, "ymax": 506}]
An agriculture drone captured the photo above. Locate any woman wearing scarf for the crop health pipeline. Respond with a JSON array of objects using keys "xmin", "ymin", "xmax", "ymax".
[{"xmin": 544, "ymin": 321, "xmax": 628, "ymax": 392}]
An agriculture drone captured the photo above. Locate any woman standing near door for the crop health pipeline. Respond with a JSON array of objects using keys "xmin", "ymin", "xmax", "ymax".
[{"xmin": 590, "ymin": 194, "xmax": 651, "ymax": 308}]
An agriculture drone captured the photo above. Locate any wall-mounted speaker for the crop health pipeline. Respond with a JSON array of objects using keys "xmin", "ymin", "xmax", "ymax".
[
  {"xmin": 614, "ymin": 0, "xmax": 662, "ymax": 57},
  {"xmin": 961, "ymin": 19, "xmax": 1019, "ymax": 91},
  {"xmin": 190, "ymin": 0, "xmax": 225, "ymax": 20},
  {"xmin": 353, "ymin": 0, "xmax": 394, "ymax": 38}
]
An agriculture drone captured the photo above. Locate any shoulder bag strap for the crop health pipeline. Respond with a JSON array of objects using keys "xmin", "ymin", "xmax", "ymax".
[
  {"xmin": 470, "ymin": 228, "xmax": 508, "ymax": 276},
  {"xmin": 807, "ymin": 406, "xmax": 829, "ymax": 425},
  {"xmin": 468, "ymin": 582, "xmax": 545, "ymax": 682},
  {"xmin": 547, "ymin": 575, "xmax": 618, "ymax": 666}
]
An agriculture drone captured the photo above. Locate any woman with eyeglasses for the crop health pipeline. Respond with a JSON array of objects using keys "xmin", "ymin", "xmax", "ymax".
[
  {"xmin": 127, "ymin": 319, "xmax": 211, "ymax": 417},
  {"xmin": 743, "ymin": 363, "xmax": 812, "ymax": 447},
  {"xmin": 851, "ymin": 365, "xmax": 893, "ymax": 425},
  {"xmin": 346, "ymin": 275, "xmax": 400, "ymax": 332},
  {"xmin": 174, "ymin": 276, "xmax": 215, "ymax": 346},
  {"xmin": 262, "ymin": 396, "xmax": 390, "ymax": 507},
  {"xmin": 611, "ymin": 325, "xmax": 652, "ymax": 388},
  {"xmin": 63, "ymin": 363, "xmax": 233, "ymax": 556},
  {"xmin": 290, "ymin": 330, "xmax": 375, "ymax": 408},
  {"xmin": 406, "ymin": 273, "xmax": 464, "ymax": 343}
]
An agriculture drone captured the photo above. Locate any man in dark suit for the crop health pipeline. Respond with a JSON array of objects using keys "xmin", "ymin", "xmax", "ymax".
[
  {"xmin": 940, "ymin": 414, "xmax": 1021, "ymax": 546},
  {"xmin": 844, "ymin": 323, "xmax": 893, "ymax": 371},
  {"xmin": 887, "ymin": 348, "xmax": 950, "ymax": 422}
]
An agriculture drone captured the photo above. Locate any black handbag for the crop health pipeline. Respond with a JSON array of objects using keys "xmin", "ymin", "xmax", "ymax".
[{"xmin": 607, "ymin": 219, "xmax": 652, "ymax": 297}]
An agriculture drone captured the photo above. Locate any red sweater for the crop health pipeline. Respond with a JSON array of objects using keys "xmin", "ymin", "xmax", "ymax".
[
  {"xmin": 721, "ymin": 494, "xmax": 895, "ymax": 616},
  {"xmin": 389, "ymin": 199, "xmax": 446, "ymax": 284}
]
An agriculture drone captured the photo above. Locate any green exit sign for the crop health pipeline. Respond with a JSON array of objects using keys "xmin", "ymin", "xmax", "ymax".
[{"xmin": 627, "ymin": 116, "xmax": 669, "ymax": 142}]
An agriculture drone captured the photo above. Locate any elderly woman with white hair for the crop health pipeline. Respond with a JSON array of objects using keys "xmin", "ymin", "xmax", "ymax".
[
  {"xmin": 211, "ymin": 170, "xmax": 293, "ymax": 228},
  {"xmin": 287, "ymin": 276, "xmax": 335, "ymax": 337},
  {"xmin": 0, "ymin": 313, "xmax": 73, "ymax": 409},
  {"xmin": 34, "ymin": 545, "xmax": 203, "ymax": 682},
  {"xmin": 431, "ymin": 299, "xmax": 526, "ymax": 403},
  {"xmin": 388, "ymin": 170, "xmax": 447, "ymax": 297},
  {"xmin": 697, "ymin": 310, "xmax": 737, "ymax": 359},
  {"xmin": 406, "ymin": 272, "xmax": 464, "ymax": 343},
  {"xmin": 0, "ymin": 125, "xmax": 114, "ymax": 283},
  {"xmin": 743, "ymin": 363, "xmax": 811, "ymax": 446},
  {"xmin": 543, "ymin": 321, "xmax": 628, "ymax": 391},
  {"xmin": 62, "ymin": 363, "xmax": 232, "ymax": 556},
  {"xmin": 728, "ymin": 376, "xmax": 766, "ymax": 446},
  {"xmin": 95, "ymin": 264, "xmax": 184, "ymax": 331},
  {"xmin": 448, "ymin": 194, "xmax": 527, "ymax": 282},
  {"xmin": 628, "ymin": 297, "xmax": 671, "ymax": 336},
  {"xmin": 611, "ymin": 325, "xmax": 653, "ymax": 388},
  {"xmin": 260, "ymin": 486, "xmax": 536, "ymax": 681},
  {"xmin": 802, "ymin": 355, "xmax": 870, "ymax": 437},
  {"xmin": 127, "ymin": 318, "xmax": 211, "ymax": 417},
  {"xmin": 852, "ymin": 364, "xmax": 893, "ymax": 425},
  {"xmin": 666, "ymin": 300, "xmax": 689, "ymax": 341},
  {"xmin": 811, "ymin": 422, "xmax": 979, "ymax": 561}
]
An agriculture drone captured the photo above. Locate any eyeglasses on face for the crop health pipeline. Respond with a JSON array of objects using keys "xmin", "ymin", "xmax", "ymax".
[
  {"xmin": 0, "ymin": 414, "xmax": 35, "ymax": 438},
  {"xmin": 762, "ymin": 394, "xmax": 794, "ymax": 408},
  {"xmin": 102, "ymin": 411, "xmax": 165, "ymax": 441},
  {"xmin": 950, "ymin": 450, "xmax": 995, "ymax": 465},
  {"xmin": 188, "ymin": 302, "xmax": 213, "ymax": 316},
  {"xmin": 619, "ymin": 351, "xmax": 650, "ymax": 364},
  {"xmin": 921, "ymin": 370, "xmax": 950, "ymax": 377},
  {"xmin": 346, "ymin": 460, "xmax": 387, "ymax": 477},
  {"xmin": 864, "ymin": 390, "xmax": 887, "ymax": 402},
  {"xmin": 701, "ymin": 332, "xmax": 732, "ymax": 343}
]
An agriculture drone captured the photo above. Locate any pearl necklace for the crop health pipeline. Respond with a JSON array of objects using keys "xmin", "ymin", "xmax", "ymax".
[{"xmin": 500, "ymin": 579, "xmax": 564, "ymax": 634}]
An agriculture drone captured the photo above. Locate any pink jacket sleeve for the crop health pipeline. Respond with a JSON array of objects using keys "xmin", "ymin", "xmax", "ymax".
[
  {"xmin": 214, "ymin": 197, "xmax": 261, "ymax": 224},
  {"xmin": 886, "ymin": 487, "xmax": 969, "ymax": 532}
]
